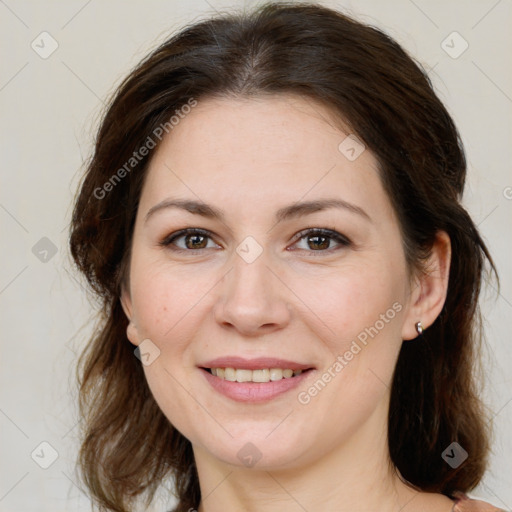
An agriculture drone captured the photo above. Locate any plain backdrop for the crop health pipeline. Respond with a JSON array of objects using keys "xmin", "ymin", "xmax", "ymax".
[{"xmin": 1, "ymin": 1, "xmax": 511, "ymax": 511}]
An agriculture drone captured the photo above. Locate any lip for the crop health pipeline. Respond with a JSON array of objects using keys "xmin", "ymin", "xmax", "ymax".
[
  {"xmin": 200, "ymin": 367, "xmax": 313, "ymax": 402},
  {"xmin": 198, "ymin": 357, "xmax": 316, "ymax": 403},
  {"xmin": 200, "ymin": 356, "xmax": 313, "ymax": 371}
]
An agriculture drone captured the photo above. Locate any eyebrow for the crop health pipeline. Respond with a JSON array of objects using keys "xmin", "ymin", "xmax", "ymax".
[{"xmin": 144, "ymin": 197, "xmax": 371, "ymax": 224}]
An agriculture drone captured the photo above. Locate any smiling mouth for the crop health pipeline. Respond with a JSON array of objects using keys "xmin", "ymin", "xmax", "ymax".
[{"xmin": 202, "ymin": 367, "xmax": 313, "ymax": 383}]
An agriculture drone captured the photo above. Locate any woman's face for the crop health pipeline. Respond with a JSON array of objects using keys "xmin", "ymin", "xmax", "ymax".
[{"xmin": 122, "ymin": 94, "xmax": 419, "ymax": 470}]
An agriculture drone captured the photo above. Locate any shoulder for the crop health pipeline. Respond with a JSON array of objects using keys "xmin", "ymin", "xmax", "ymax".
[{"xmin": 452, "ymin": 493, "xmax": 507, "ymax": 512}]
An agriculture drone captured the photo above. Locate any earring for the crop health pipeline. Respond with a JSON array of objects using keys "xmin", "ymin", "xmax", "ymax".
[{"xmin": 415, "ymin": 321, "xmax": 424, "ymax": 335}]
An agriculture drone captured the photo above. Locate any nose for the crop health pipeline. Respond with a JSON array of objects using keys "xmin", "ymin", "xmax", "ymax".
[{"xmin": 213, "ymin": 250, "xmax": 291, "ymax": 337}]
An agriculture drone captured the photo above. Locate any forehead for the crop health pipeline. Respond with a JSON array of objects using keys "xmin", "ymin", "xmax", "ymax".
[{"xmin": 139, "ymin": 94, "xmax": 390, "ymax": 221}]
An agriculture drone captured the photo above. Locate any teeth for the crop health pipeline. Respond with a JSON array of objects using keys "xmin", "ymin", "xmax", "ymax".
[
  {"xmin": 210, "ymin": 367, "xmax": 305, "ymax": 383},
  {"xmin": 224, "ymin": 367, "xmax": 236, "ymax": 381},
  {"xmin": 270, "ymin": 368, "xmax": 283, "ymax": 381},
  {"xmin": 236, "ymin": 369, "xmax": 252, "ymax": 382},
  {"xmin": 252, "ymin": 369, "xmax": 270, "ymax": 382}
]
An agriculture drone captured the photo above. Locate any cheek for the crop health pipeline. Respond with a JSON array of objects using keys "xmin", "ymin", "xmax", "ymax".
[
  {"xmin": 130, "ymin": 259, "xmax": 207, "ymax": 341},
  {"xmin": 290, "ymin": 260, "xmax": 407, "ymax": 409},
  {"xmin": 292, "ymin": 261, "xmax": 406, "ymax": 346},
  {"xmin": 129, "ymin": 264, "xmax": 214, "ymax": 439}
]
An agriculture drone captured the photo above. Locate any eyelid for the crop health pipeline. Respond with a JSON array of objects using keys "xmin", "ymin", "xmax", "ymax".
[
  {"xmin": 289, "ymin": 228, "xmax": 351, "ymax": 253},
  {"xmin": 159, "ymin": 227, "xmax": 351, "ymax": 254},
  {"xmin": 159, "ymin": 228, "xmax": 219, "ymax": 250}
]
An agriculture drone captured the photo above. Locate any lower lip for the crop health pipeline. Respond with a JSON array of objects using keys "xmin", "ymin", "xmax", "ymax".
[{"xmin": 200, "ymin": 368, "xmax": 313, "ymax": 403}]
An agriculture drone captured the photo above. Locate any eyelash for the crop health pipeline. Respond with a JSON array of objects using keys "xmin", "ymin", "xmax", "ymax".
[{"xmin": 159, "ymin": 227, "xmax": 351, "ymax": 255}]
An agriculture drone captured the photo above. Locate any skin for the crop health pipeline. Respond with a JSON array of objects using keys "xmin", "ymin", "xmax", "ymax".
[{"xmin": 121, "ymin": 94, "xmax": 453, "ymax": 512}]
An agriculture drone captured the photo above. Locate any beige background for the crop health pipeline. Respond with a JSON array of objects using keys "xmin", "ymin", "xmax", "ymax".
[{"xmin": 1, "ymin": 0, "xmax": 511, "ymax": 510}]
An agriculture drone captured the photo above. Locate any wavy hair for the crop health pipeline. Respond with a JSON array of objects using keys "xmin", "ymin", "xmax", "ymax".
[{"xmin": 69, "ymin": 3, "xmax": 497, "ymax": 511}]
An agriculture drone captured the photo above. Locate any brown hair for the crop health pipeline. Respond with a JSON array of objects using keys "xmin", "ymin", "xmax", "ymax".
[{"xmin": 69, "ymin": 2, "xmax": 497, "ymax": 511}]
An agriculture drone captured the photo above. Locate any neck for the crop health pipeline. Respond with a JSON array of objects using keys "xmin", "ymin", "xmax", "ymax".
[{"xmin": 193, "ymin": 398, "xmax": 420, "ymax": 512}]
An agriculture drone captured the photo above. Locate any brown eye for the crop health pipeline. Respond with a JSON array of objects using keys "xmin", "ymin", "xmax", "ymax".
[
  {"xmin": 291, "ymin": 228, "xmax": 351, "ymax": 253},
  {"xmin": 160, "ymin": 228, "xmax": 218, "ymax": 252},
  {"xmin": 307, "ymin": 234, "xmax": 330, "ymax": 250},
  {"xmin": 184, "ymin": 233, "xmax": 208, "ymax": 249}
]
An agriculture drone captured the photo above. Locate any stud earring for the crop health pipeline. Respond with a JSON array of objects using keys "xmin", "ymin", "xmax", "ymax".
[{"xmin": 415, "ymin": 321, "xmax": 424, "ymax": 335}]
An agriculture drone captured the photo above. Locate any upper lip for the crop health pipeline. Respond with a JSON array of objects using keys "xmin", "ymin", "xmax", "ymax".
[{"xmin": 200, "ymin": 357, "xmax": 314, "ymax": 371}]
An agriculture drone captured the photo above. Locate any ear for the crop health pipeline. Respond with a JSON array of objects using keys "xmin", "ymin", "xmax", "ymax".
[
  {"xmin": 401, "ymin": 231, "xmax": 451, "ymax": 341},
  {"xmin": 120, "ymin": 283, "xmax": 141, "ymax": 347}
]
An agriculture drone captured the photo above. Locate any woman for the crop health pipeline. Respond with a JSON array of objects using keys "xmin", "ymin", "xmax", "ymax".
[{"xmin": 69, "ymin": 2, "xmax": 505, "ymax": 511}]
